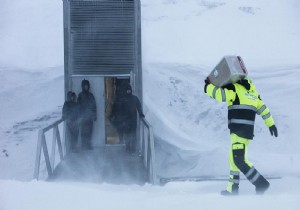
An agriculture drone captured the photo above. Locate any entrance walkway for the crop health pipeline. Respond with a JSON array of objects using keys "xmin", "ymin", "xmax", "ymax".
[{"xmin": 50, "ymin": 145, "xmax": 148, "ymax": 185}]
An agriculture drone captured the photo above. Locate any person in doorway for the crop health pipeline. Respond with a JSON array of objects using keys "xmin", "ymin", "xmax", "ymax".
[
  {"xmin": 109, "ymin": 94, "xmax": 126, "ymax": 144},
  {"xmin": 204, "ymin": 77, "xmax": 278, "ymax": 195},
  {"xmin": 78, "ymin": 79, "xmax": 97, "ymax": 150},
  {"xmin": 121, "ymin": 84, "xmax": 145, "ymax": 154},
  {"xmin": 109, "ymin": 81, "xmax": 132, "ymax": 144},
  {"xmin": 62, "ymin": 91, "xmax": 80, "ymax": 152}
]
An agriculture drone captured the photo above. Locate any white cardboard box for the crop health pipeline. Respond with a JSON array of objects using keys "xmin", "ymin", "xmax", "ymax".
[{"xmin": 208, "ymin": 56, "xmax": 248, "ymax": 87}]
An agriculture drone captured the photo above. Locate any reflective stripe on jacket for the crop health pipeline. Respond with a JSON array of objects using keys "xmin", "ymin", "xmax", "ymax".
[{"xmin": 205, "ymin": 80, "xmax": 275, "ymax": 139}]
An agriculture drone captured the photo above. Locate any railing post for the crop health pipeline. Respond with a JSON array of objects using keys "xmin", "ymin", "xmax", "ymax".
[
  {"xmin": 33, "ymin": 130, "xmax": 44, "ymax": 180},
  {"xmin": 57, "ymin": 125, "xmax": 64, "ymax": 161},
  {"xmin": 64, "ymin": 122, "xmax": 71, "ymax": 155},
  {"xmin": 147, "ymin": 138, "xmax": 151, "ymax": 182},
  {"xmin": 51, "ymin": 126, "xmax": 57, "ymax": 171},
  {"xmin": 149, "ymin": 126, "xmax": 157, "ymax": 184},
  {"xmin": 141, "ymin": 123, "xmax": 145, "ymax": 161},
  {"xmin": 42, "ymin": 133, "xmax": 53, "ymax": 177},
  {"xmin": 139, "ymin": 118, "xmax": 158, "ymax": 184}
]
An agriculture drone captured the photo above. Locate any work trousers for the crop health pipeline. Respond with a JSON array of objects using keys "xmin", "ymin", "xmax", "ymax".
[
  {"xmin": 81, "ymin": 119, "xmax": 93, "ymax": 149},
  {"xmin": 227, "ymin": 133, "xmax": 269, "ymax": 192},
  {"xmin": 66, "ymin": 121, "xmax": 79, "ymax": 150},
  {"xmin": 124, "ymin": 128, "xmax": 137, "ymax": 154}
]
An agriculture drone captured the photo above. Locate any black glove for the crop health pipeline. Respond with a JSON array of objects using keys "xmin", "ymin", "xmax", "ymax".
[
  {"xmin": 269, "ymin": 125, "xmax": 278, "ymax": 137},
  {"xmin": 204, "ymin": 77, "xmax": 210, "ymax": 85},
  {"xmin": 140, "ymin": 114, "xmax": 145, "ymax": 119},
  {"xmin": 204, "ymin": 77, "xmax": 210, "ymax": 93},
  {"xmin": 237, "ymin": 79, "xmax": 250, "ymax": 90}
]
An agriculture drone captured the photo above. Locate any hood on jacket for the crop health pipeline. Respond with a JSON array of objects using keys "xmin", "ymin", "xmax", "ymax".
[
  {"xmin": 71, "ymin": 92, "xmax": 76, "ymax": 102},
  {"xmin": 82, "ymin": 79, "xmax": 90, "ymax": 91},
  {"xmin": 237, "ymin": 78, "xmax": 256, "ymax": 91},
  {"xmin": 67, "ymin": 91, "xmax": 77, "ymax": 102},
  {"xmin": 125, "ymin": 84, "xmax": 132, "ymax": 95},
  {"xmin": 67, "ymin": 91, "xmax": 73, "ymax": 101}
]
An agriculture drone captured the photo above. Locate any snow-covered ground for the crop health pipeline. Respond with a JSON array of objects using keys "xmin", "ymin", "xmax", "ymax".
[
  {"xmin": 1, "ymin": 178, "xmax": 300, "ymax": 210},
  {"xmin": 1, "ymin": 0, "xmax": 300, "ymax": 209}
]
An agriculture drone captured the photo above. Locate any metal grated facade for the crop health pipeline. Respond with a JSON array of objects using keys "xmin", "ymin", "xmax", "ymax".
[{"xmin": 63, "ymin": 0, "xmax": 141, "ymax": 76}]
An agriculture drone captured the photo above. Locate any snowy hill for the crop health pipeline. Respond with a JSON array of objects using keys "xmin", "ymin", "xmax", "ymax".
[
  {"xmin": 1, "ymin": 0, "xmax": 300, "ymax": 209},
  {"xmin": 142, "ymin": 0, "xmax": 300, "ymax": 68}
]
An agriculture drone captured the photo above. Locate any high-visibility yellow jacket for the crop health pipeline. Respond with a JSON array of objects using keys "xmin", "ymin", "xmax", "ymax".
[{"xmin": 205, "ymin": 79, "xmax": 275, "ymax": 139}]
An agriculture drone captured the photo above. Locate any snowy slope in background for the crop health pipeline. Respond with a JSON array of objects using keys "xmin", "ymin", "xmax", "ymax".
[
  {"xmin": 0, "ymin": 0, "xmax": 299, "ymax": 196},
  {"xmin": 0, "ymin": 67, "xmax": 64, "ymax": 127},
  {"xmin": 142, "ymin": 0, "xmax": 300, "ymax": 69},
  {"xmin": 0, "ymin": 0, "xmax": 63, "ymax": 69}
]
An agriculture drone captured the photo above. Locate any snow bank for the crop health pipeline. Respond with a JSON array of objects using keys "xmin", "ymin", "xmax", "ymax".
[{"xmin": 144, "ymin": 63, "xmax": 300, "ymax": 178}]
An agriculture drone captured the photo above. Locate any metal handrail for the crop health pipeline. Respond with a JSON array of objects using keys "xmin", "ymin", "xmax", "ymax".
[
  {"xmin": 139, "ymin": 117, "xmax": 158, "ymax": 184},
  {"xmin": 33, "ymin": 118, "xmax": 65, "ymax": 180},
  {"xmin": 34, "ymin": 117, "xmax": 157, "ymax": 184}
]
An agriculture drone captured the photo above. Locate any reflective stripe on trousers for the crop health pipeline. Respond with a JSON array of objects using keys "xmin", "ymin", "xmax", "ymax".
[{"xmin": 245, "ymin": 166, "xmax": 261, "ymax": 183}]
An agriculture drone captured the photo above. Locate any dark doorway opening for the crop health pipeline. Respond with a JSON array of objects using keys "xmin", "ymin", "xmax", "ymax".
[{"xmin": 105, "ymin": 77, "xmax": 130, "ymax": 145}]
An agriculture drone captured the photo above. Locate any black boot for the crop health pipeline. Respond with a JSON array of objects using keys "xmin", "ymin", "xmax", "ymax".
[
  {"xmin": 220, "ymin": 189, "xmax": 239, "ymax": 196},
  {"xmin": 220, "ymin": 183, "xmax": 239, "ymax": 196},
  {"xmin": 254, "ymin": 176, "xmax": 270, "ymax": 195}
]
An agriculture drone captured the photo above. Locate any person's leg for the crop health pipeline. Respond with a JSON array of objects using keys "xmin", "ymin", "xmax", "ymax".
[
  {"xmin": 129, "ymin": 128, "xmax": 137, "ymax": 153},
  {"xmin": 222, "ymin": 133, "xmax": 253, "ymax": 195},
  {"xmin": 81, "ymin": 120, "xmax": 88, "ymax": 149},
  {"xmin": 85, "ymin": 120, "xmax": 93, "ymax": 149},
  {"xmin": 70, "ymin": 129, "xmax": 76, "ymax": 151},
  {"xmin": 122, "ymin": 124, "xmax": 130, "ymax": 152},
  {"xmin": 72, "ymin": 122, "xmax": 79, "ymax": 151},
  {"xmin": 224, "ymin": 147, "xmax": 241, "ymax": 194},
  {"xmin": 72, "ymin": 122, "xmax": 80, "ymax": 150},
  {"xmin": 116, "ymin": 126, "xmax": 124, "ymax": 144},
  {"xmin": 67, "ymin": 123, "xmax": 74, "ymax": 150},
  {"xmin": 231, "ymin": 133, "xmax": 270, "ymax": 194},
  {"xmin": 124, "ymin": 131, "xmax": 130, "ymax": 152}
]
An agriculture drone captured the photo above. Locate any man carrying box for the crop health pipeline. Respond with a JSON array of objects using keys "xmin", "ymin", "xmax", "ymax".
[{"xmin": 204, "ymin": 76, "xmax": 278, "ymax": 195}]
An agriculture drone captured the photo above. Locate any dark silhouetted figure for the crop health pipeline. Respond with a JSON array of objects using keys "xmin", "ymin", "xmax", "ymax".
[
  {"xmin": 78, "ymin": 79, "xmax": 97, "ymax": 150},
  {"xmin": 109, "ymin": 83, "xmax": 128, "ymax": 144},
  {"xmin": 121, "ymin": 84, "xmax": 145, "ymax": 154},
  {"xmin": 62, "ymin": 91, "xmax": 80, "ymax": 151}
]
